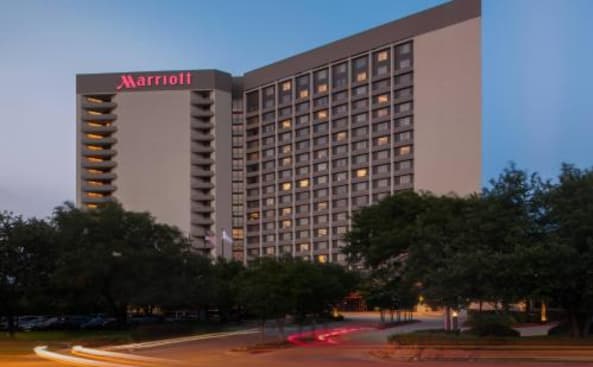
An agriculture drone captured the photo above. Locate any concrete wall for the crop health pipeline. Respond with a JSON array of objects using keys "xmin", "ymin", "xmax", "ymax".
[
  {"xmin": 413, "ymin": 17, "xmax": 481, "ymax": 196},
  {"xmin": 113, "ymin": 90, "xmax": 191, "ymax": 233}
]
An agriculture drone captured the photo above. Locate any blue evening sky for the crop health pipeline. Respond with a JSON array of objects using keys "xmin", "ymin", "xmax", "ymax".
[{"xmin": 1, "ymin": 0, "xmax": 592, "ymax": 218}]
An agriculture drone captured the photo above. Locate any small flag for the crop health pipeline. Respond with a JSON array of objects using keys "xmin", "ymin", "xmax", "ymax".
[{"xmin": 222, "ymin": 229, "xmax": 233, "ymax": 244}]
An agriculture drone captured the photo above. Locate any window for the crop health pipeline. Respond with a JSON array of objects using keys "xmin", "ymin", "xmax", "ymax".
[
  {"xmin": 373, "ymin": 150, "xmax": 390, "ymax": 160},
  {"xmin": 352, "ymin": 154, "xmax": 368, "ymax": 164},
  {"xmin": 314, "ymin": 175, "xmax": 328, "ymax": 185},
  {"xmin": 297, "ymin": 140, "xmax": 310, "ymax": 150},
  {"xmin": 314, "ymin": 122, "xmax": 328, "ymax": 134},
  {"xmin": 353, "ymin": 182, "xmax": 368, "ymax": 191},
  {"xmin": 315, "ymin": 162, "xmax": 328, "ymax": 172},
  {"xmin": 280, "ymin": 220, "xmax": 292, "ymax": 229},
  {"xmin": 353, "ymin": 99, "xmax": 368, "ymax": 110},
  {"xmin": 355, "ymin": 168, "xmax": 368, "ymax": 178},
  {"xmin": 298, "ymin": 243, "xmax": 310, "ymax": 252},
  {"xmin": 395, "ymin": 116, "xmax": 412, "ymax": 128},
  {"xmin": 333, "ymin": 104, "xmax": 347, "ymax": 115},
  {"xmin": 281, "ymin": 182, "xmax": 292, "ymax": 191},
  {"xmin": 396, "ymin": 160, "xmax": 412, "ymax": 170},
  {"xmin": 263, "ymin": 185, "xmax": 274, "ymax": 194},
  {"xmin": 398, "ymin": 175, "xmax": 412, "ymax": 185},
  {"xmin": 314, "ymin": 136, "xmax": 328, "ymax": 146},
  {"xmin": 374, "ymin": 121, "xmax": 389, "ymax": 132},
  {"xmin": 282, "ymin": 81, "xmax": 291, "ymax": 91},
  {"xmin": 315, "ymin": 201, "xmax": 329, "ymax": 211},
  {"xmin": 353, "ymin": 113, "xmax": 367, "ymax": 123},
  {"xmin": 297, "ymin": 153, "xmax": 309, "ymax": 163},
  {"xmin": 296, "ymin": 166, "xmax": 309, "ymax": 175},
  {"xmin": 333, "ymin": 172, "xmax": 347, "ymax": 182},
  {"xmin": 314, "ymin": 149, "xmax": 328, "ymax": 159},
  {"xmin": 333, "ymin": 212, "xmax": 348, "ymax": 221},
  {"xmin": 280, "ymin": 144, "xmax": 291, "ymax": 154},
  {"xmin": 333, "ymin": 199, "xmax": 347, "ymax": 208},
  {"xmin": 280, "ymin": 157, "xmax": 292, "ymax": 166},
  {"xmin": 296, "ymin": 192, "xmax": 310, "ymax": 201},
  {"xmin": 316, "ymin": 109, "xmax": 328, "ymax": 120},
  {"xmin": 395, "ymin": 73, "xmax": 412, "ymax": 85},
  {"xmin": 280, "ymin": 119, "xmax": 292, "ymax": 129},
  {"xmin": 395, "ymin": 145, "xmax": 412, "ymax": 156},
  {"xmin": 374, "ymin": 178, "xmax": 390, "ymax": 188},
  {"xmin": 333, "ymin": 158, "xmax": 347, "ymax": 168},
  {"xmin": 279, "ymin": 169, "xmax": 291, "ymax": 178},
  {"xmin": 334, "ymin": 185, "xmax": 348, "ymax": 195},
  {"xmin": 374, "ymin": 164, "xmax": 390, "ymax": 174},
  {"xmin": 280, "ymin": 207, "xmax": 292, "ymax": 216},
  {"xmin": 373, "ymin": 107, "xmax": 389, "ymax": 119},
  {"xmin": 263, "ymin": 148, "xmax": 275, "ymax": 158},
  {"xmin": 353, "ymin": 195, "xmax": 368, "ymax": 206},
  {"xmin": 248, "ymin": 212, "xmax": 260, "ymax": 220},
  {"xmin": 315, "ymin": 214, "xmax": 328, "ymax": 224},
  {"xmin": 377, "ymin": 50, "xmax": 388, "ymax": 62},
  {"xmin": 353, "ymin": 126, "xmax": 368, "ymax": 137},
  {"xmin": 375, "ymin": 94, "xmax": 389, "ymax": 104},
  {"xmin": 333, "ymin": 118, "xmax": 348, "ymax": 129},
  {"xmin": 314, "ymin": 188, "xmax": 328, "ymax": 198},
  {"xmin": 297, "ymin": 114, "xmax": 310, "ymax": 126},
  {"xmin": 333, "ymin": 131, "xmax": 347, "ymax": 142},
  {"xmin": 296, "ymin": 204, "xmax": 308, "ymax": 214},
  {"xmin": 353, "ymin": 85, "xmax": 368, "ymax": 96},
  {"xmin": 298, "ymin": 179, "xmax": 310, "ymax": 188},
  {"xmin": 333, "ymin": 91, "xmax": 347, "ymax": 101},
  {"xmin": 395, "ymin": 88, "xmax": 412, "ymax": 99},
  {"xmin": 297, "ymin": 102, "xmax": 310, "ymax": 113},
  {"xmin": 353, "ymin": 140, "xmax": 368, "ymax": 151},
  {"xmin": 316, "ymin": 228, "xmax": 328, "ymax": 237},
  {"xmin": 296, "ymin": 127, "xmax": 309, "ymax": 138},
  {"xmin": 374, "ymin": 136, "xmax": 390, "ymax": 146},
  {"xmin": 395, "ymin": 131, "xmax": 412, "ymax": 142},
  {"xmin": 356, "ymin": 71, "xmax": 367, "ymax": 82},
  {"xmin": 297, "ymin": 217, "xmax": 309, "ymax": 226},
  {"xmin": 279, "ymin": 132, "xmax": 291, "ymax": 142}
]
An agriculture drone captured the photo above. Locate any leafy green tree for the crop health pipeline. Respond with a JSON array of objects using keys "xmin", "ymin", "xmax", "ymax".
[
  {"xmin": 0, "ymin": 213, "xmax": 56, "ymax": 336},
  {"xmin": 534, "ymin": 164, "xmax": 593, "ymax": 337},
  {"xmin": 52, "ymin": 202, "xmax": 193, "ymax": 324}
]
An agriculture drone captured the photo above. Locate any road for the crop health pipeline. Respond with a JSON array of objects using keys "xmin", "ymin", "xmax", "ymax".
[{"xmin": 5, "ymin": 312, "xmax": 591, "ymax": 367}]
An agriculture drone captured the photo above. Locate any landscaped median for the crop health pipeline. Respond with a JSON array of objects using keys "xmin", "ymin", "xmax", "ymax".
[{"xmin": 376, "ymin": 332, "xmax": 593, "ymax": 363}]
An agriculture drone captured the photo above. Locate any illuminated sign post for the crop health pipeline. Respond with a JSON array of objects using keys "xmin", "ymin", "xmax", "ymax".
[{"xmin": 116, "ymin": 72, "xmax": 192, "ymax": 91}]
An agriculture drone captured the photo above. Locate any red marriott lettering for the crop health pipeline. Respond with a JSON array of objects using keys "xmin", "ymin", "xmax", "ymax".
[{"xmin": 116, "ymin": 72, "xmax": 192, "ymax": 90}]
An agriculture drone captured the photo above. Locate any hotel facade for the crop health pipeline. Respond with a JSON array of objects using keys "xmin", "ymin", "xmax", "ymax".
[{"xmin": 76, "ymin": 0, "xmax": 481, "ymax": 263}]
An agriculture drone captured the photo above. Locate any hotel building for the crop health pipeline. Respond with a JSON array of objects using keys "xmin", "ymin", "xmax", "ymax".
[{"xmin": 76, "ymin": 0, "xmax": 481, "ymax": 263}]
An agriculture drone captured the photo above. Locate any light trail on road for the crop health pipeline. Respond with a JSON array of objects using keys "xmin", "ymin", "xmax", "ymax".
[
  {"xmin": 287, "ymin": 326, "xmax": 374, "ymax": 346},
  {"xmin": 34, "ymin": 346, "xmax": 140, "ymax": 367}
]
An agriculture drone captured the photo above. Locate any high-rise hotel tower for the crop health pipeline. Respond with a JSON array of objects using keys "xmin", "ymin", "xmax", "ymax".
[{"xmin": 76, "ymin": 0, "xmax": 481, "ymax": 263}]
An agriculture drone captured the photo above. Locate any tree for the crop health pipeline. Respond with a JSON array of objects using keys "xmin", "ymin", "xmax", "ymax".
[
  {"xmin": 0, "ymin": 213, "xmax": 56, "ymax": 336},
  {"xmin": 51, "ymin": 202, "xmax": 193, "ymax": 325},
  {"xmin": 535, "ymin": 164, "xmax": 593, "ymax": 337}
]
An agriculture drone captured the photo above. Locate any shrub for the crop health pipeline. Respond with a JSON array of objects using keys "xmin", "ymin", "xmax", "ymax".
[{"xmin": 465, "ymin": 313, "xmax": 519, "ymax": 337}]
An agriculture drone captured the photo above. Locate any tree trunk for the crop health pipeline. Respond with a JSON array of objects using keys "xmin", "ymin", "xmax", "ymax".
[{"xmin": 444, "ymin": 307, "xmax": 451, "ymax": 331}]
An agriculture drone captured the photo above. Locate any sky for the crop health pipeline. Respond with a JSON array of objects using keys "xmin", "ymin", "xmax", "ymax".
[{"xmin": 1, "ymin": 0, "xmax": 592, "ymax": 218}]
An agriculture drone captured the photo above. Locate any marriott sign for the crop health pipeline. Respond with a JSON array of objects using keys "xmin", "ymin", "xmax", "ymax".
[{"xmin": 116, "ymin": 72, "xmax": 192, "ymax": 91}]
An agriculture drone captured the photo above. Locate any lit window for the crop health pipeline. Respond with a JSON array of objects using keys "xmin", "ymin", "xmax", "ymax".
[
  {"xmin": 356, "ymin": 72, "xmax": 367, "ymax": 82},
  {"xmin": 317, "ymin": 228, "xmax": 328, "ymax": 237},
  {"xmin": 282, "ymin": 81, "xmax": 291, "ymax": 91},
  {"xmin": 87, "ymin": 157, "xmax": 103, "ymax": 163},
  {"xmin": 298, "ymin": 179, "xmax": 309, "ymax": 188},
  {"xmin": 86, "ymin": 204, "xmax": 98, "ymax": 209},
  {"xmin": 281, "ymin": 182, "xmax": 292, "ymax": 191},
  {"xmin": 281, "ymin": 207, "xmax": 292, "ymax": 216},
  {"xmin": 87, "ymin": 192, "xmax": 103, "ymax": 198},
  {"xmin": 377, "ymin": 94, "xmax": 389, "ymax": 104},
  {"xmin": 317, "ymin": 255, "xmax": 328, "ymax": 263},
  {"xmin": 335, "ymin": 132, "xmax": 347, "ymax": 142},
  {"xmin": 396, "ymin": 145, "xmax": 412, "ymax": 156},
  {"xmin": 316, "ymin": 110, "xmax": 328, "ymax": 120},
  {"xmin": 355, "ymin": 168, "xmax": 368, "ymax": 178},
  {"xmin": 87, "ymin": 181, "xmax": 102, "ymax": 186},
  {"xmin": 248, "ymin": 212, "xmax": 260, "ymax": 220},
  {"xmin": 87, "ymin": 145, "xmax": 102, "ymax": 151},
  {"xmin": 377, "ymin": 50, "xmax": 388, "ymax": 62},
  {"xmin": 86, "ymin": 97, "xmax": 104, "ymax": 103},
  {"xmin": 375, "ymin": 136, "xmax": 389, "ymax": 146},
  {"xmin": 281, "ymin": 157, "xmax": 292, "ymax": 166},
  {"xmin": 298, "ymin": 243, "xmax": 310, "ymax": 252},
  {"xmin": 86, "ymin": 134, "xmax": 103, "ymax": 139},
  {"xmin": 87, "ymin": 111, "xmax": 102, "ymax": 116},
  {"xmin": 232, "ymin": 229, "xmax": 244, "ymax": 239},
  {"xmin": 317, "ymin": 83, "xmax": 328, "ymax": 93},
  {"xmin": 299, "ymin": 89, "xmax": 309, "ymax": 99},
  {"xmin": 280, "ymin": 119, "xmax": 292, "ymax": 129},
  {"xmin": 316, "ymin": 201, "xmax": 328, "ymax": 210},
  {"xmin": 281, "ymin": 220, "xmax": 292, "ymax": 229}
]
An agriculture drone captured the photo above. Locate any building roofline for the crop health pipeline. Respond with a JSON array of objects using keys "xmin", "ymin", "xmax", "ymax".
[{"xmin": 243, "ymin": 0, "xmax": 480, "ymax": 89}]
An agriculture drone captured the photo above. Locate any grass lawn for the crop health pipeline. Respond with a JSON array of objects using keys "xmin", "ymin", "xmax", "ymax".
[
  {"xmin": 389, "ymin": 329, "xmax": 593, "ymax": 346},
  {"xmin": 0, "ymin": 322, "xmax": 230, "ymax": 356}
]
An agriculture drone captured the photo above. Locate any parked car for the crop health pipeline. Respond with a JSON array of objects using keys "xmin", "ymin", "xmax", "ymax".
[
  {"xmin": 80, "ymin": 316, "xmax": 117, "ymax": 329},
  {"xmin": 18, "ymin": 315, "xmax": 49, "ymax": 331}
]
